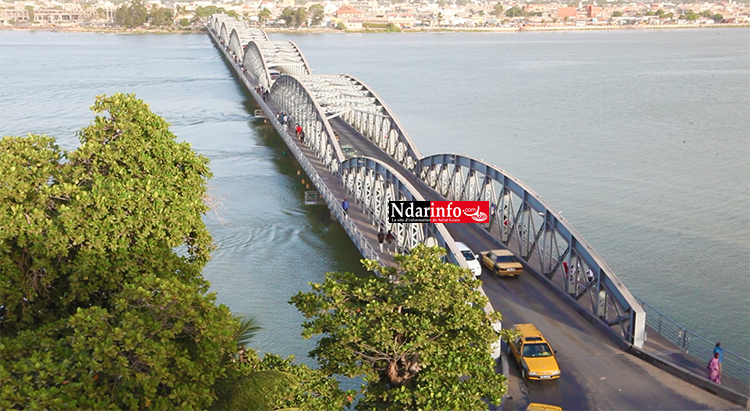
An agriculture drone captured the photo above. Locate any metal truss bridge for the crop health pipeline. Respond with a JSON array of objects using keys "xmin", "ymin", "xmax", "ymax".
[{"xmin": 206, "ymin": 15, "xmax": 749, "ymax": 408}]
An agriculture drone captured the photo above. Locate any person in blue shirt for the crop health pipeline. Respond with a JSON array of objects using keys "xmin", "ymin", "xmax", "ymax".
[
  {"xmin": 713, "ymin": 342, "xmax": 723, "ymax": 381},
  {"xmin": 342, "ymin": 197, "xmax": 349, "ymax": 215},
  {"xmin": 714, "ymin": 342, "xmax": 723, "ymax": 362}
]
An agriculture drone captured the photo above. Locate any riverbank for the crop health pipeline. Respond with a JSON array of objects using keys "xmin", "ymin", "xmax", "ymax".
[{"xmin": 2, "ymin": 23, "xmax": 748, "ymax": 35}]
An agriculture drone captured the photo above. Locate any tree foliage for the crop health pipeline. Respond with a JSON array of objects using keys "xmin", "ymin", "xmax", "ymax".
[
  {"xmin": 492, "ymin": 3, "xmax": 504, "ymax": 18},
  {"xmin": 0, "ymin": 93, "xmax": 352, "ymax": 410},
  {"xmin": 258, "ymin": 7, "xmax": 272, "ymax": 25},
  {"xmin": 308, "ymin": 4, "xmax": 325, "ymax": 26},
  {"xmin": 505, "ymin": 6, "xmax": 525, "ymax": 17},
  {"xmin": 0, "ymin": 93, "xmax": 213, "ymax": 333},
  {"xmin": 384, "ymin": 22, "xmax": 401, "ymax": 32},
  {"xmin": 280, "ymin": 6, "xmax": 308, "ymax": 28},
  {"xmin": 0, "ymin": 93, "xmax": 222, "ymax": 408},
  {"xmin": 114, "ymin": 0, "xmax": 147, "ymax": 27},
  {"xmin": 291, "ymin": 245, "xmax": 508, "ymax": 411},
  {"xmin": 149, "ymin": 7, "xmax": 173, "ymax": 27}
]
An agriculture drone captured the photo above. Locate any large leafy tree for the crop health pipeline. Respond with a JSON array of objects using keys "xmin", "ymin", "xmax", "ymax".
[
  {"xmin": 0, "ymin": 93, "xmax": 351, "ymax": 410},
  {"xmin": 0, "ymin": 93, "xmax": 218, "ymax": 408},
  {"xmin": 291, "ymin": 245, "xmax": 508, "ymax": 410},
  {"xmin": 308, "ymin": 4, "xmax": 325, "ymax": 26},
  {"xmin": 114, "ymin": 0, "xmax": 148, "ymax": 28},
  {"xmin": 258, "ymin": 8, "xmax": 272, "ymax": 26},
  {"xmin": 1, "ymin": 275, "xmax": 239, "ymax": 409},
  {"xmin": 0, "ymin": 93, "xmax": 213, "ymax": 333},
  {"xmin": 149, "ymin": 7, "xmax": 173, "ymax": 27}
]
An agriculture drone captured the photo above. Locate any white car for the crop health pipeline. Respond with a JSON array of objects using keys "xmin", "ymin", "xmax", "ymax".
[{"xmin": 456, "ymin": 242, "xmax": 482, "ymax": 278}]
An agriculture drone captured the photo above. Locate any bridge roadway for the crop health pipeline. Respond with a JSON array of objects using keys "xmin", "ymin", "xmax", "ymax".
[{"xmin": 206, "ymin": 27, "xmax": 740, "ymax": 410}]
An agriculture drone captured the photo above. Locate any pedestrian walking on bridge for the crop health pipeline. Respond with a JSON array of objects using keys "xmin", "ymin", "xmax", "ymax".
[
  {"xmin": 342, "ymin": 197, "xmax": 349, "ymax": 215},
  {"xmin": 714, "ymin": 342, "xmax": 723, "ymax": 381},
  {"xmin": 377, "ymin": 227, "xmax": 386, "ymax": 253},
  {"xmin": 708, "ymin": 352, "xmax": 721, "ymax": 384},
  {"xmin": 386, "ymin": 230, "xmax": 395, "ymax": 254}
]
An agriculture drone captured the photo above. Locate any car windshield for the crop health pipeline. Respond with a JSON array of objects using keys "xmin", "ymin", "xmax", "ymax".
[
  {"xmin": 461, "ymin": 250, "xmax": 475, "ymax": 260},
  {"xmin": 523, "ymin": 343, "xmax": 553, "ymax": 357},
  {"xmin": 496, "ymin": 255, "xmax": 516, "ymax": 263}
]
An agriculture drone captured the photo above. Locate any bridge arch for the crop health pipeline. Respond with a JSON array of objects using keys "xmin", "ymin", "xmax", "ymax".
[
  {"xmin": 270, "ymin": 75, "xmax": 344, "ymax": 173},
  {"xmin": 417, "ymin": 153, "xmax": 645, "ymax": 346},
  {"xmin": 341, "ymin": 156, "xmax": 469, "ymax": 269},
  {"xmin": 229, "ymin": 27, "xmax": 270, "ymax": 60},
  {"xmin": 243, "ymin": 40, "xmax": 312, "ymax": 91},
  {"xmin": 210, "ymin": 14, "xmax": 223, "ymax": 31},
  {"xmin": 219, "ymin": 22, "xmax": 229, "ymax": 45},
  {"xmin": 287, "ymin": 74, "xmax": 422, "ymax": 171}
]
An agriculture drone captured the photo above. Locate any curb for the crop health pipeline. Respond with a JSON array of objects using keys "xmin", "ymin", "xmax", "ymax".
[{"xmin": 628, "ymin": 346, "xmax": 750, "ymax": 409}]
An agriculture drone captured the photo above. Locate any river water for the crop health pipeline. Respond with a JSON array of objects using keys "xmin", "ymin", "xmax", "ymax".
[{"xmin": 1, "ymin": 28, "xmax": 747, "ymax": 359}]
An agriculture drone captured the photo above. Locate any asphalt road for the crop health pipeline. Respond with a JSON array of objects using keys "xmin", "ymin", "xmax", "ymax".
[{"xmin": 332, "ymin": 117, "xmax": 740, "ymax": 410}]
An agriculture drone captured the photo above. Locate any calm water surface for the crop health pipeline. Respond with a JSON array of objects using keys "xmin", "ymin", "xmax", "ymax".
[{"xmin": 1, "ymin": 28, "xmax": 748, "ymax": 357}]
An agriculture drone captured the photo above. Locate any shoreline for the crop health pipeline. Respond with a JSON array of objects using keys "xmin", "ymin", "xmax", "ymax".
[{"xmin": 2, "ymin": 24, "xmax": 748, "ymax": 35}]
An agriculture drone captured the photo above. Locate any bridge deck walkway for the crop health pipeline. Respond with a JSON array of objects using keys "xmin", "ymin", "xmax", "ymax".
[
  {"xmin": 208, "ymin": 28, "xmax": 742, "ymax": 409},
  {"xmin": 247, "ymin": 81, "xmax": 397, "ymax": 268}
]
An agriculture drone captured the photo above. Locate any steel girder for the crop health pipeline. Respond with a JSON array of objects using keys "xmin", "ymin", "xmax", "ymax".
[
  {"xmin": 243, "ymin": 40, "xmax": 312, "ymax": 90},
  {"xmin": 210, "ymin": 14, "xmax": 229, "ymax": 32},
  {"xmin": 288, "ymin": 74, "xmax": 422, "ymax": 171},
  {"xmin": 270, "ymin": 75, "xmax": 345, "ymax": 173},
  {"xmin": 219, "ymin": 20, "xmax": 245, "ymax": 46},
  {"xmin": 228, "ymin": 27, "xmax": 268, "ymax": 60},
  {"xmin": 416, "ymin": 153, "xmax": 646, "ymax": 348},
  {"xmin": 341, "ymin": 157, "xmax": 469, "ymax": 270}
]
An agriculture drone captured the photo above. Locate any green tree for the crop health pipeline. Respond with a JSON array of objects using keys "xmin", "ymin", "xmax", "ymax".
[
  {"xmin": 1, "ymin": 275, "xmax": 239, "ymax": 409},
  {"xmin": 258, "ymin": 7, "xmax": 272, "ymax": 25},
  {"xmin": 0, "ymin": 93, "xmax": 345, "ymax": 410},
  {"xmin": 308, "ymin": 4, "xmax": 325, "ymax": 26},
  {"xmin": 114, "ymin": 0, "xmax": 147, "ymax": 27},
  {"xmin": 291, "ymin": 245, "xmax": 508, "ymax": 411},
  {"xmin": 684, "ymin": 9, "xmax": 698, "ymax": 20},
  {"xmin": 335, "ymin": 22, "xmax": 346, "ymax": 30},
  {"xmin": 505, "ymin": 6, "xmax": 524, "ymax": 17},
  {"xmin": 611, "ymin": 10, "xmax": 623, "ymax": 17},
  {"xmin": 280, "ymin": 6, "xmax": 296, "ymax": 27},
  {"xmin": 436, "ymin": 11, "xmax": 444, "ymax": 26},
  {"xmin": 179, "ymin": 18, "xmax": 190, "ymax": 27},
  {"xmin": 492, "ymin": 3, "xmax": 504, "ymax": 17},
  {"xmin": 194, "ymin": 5, "xmax": 225, "ymax": 18},
  {"xmin": 149, "ymin": 7, "xmax": 173, "ymax": 27},
  {"xmin": 294, "ymin": 7, "xmax": 308, "ymax": 27},
  {"xmin": 0, "ymin": 94, "xmax": 213, "ymax": 333},
  {"xmin": 25, "ymin": 5, "xmax": 33, "ymax": 22}
]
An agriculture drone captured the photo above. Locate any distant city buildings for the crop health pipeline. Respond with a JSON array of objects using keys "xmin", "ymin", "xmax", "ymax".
[{"xmin": 1, "ymin": 0, "xmax": 748, "ymax": 29}]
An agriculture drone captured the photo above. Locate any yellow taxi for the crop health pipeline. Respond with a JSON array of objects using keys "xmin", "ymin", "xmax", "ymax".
[
  {"xmin": 507, "ymin": 323, "xmax": 561, "ymax": 380},
  {"xmin": 480, "ymin": 249, "xmax": 523, "ymax": 277},
  {"xmin": 527, "ymin": 403, "xmax": 563, "ymax": 411}
]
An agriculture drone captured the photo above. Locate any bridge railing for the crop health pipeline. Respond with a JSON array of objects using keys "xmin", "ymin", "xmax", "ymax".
[
  {"xmin": 637, "ymin": 298, "xmax": 750, "ymax": 386},
  {"xmin": 416, "ymin": 153, "xmax": 646, "ymax": 347},
  {"xmin": 267, "ymin": 102, "xmax": 380, "ymax": 264},
  {"xmin": 206, "ymin": 24, "xmax": 381, "ymax": 265}
]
